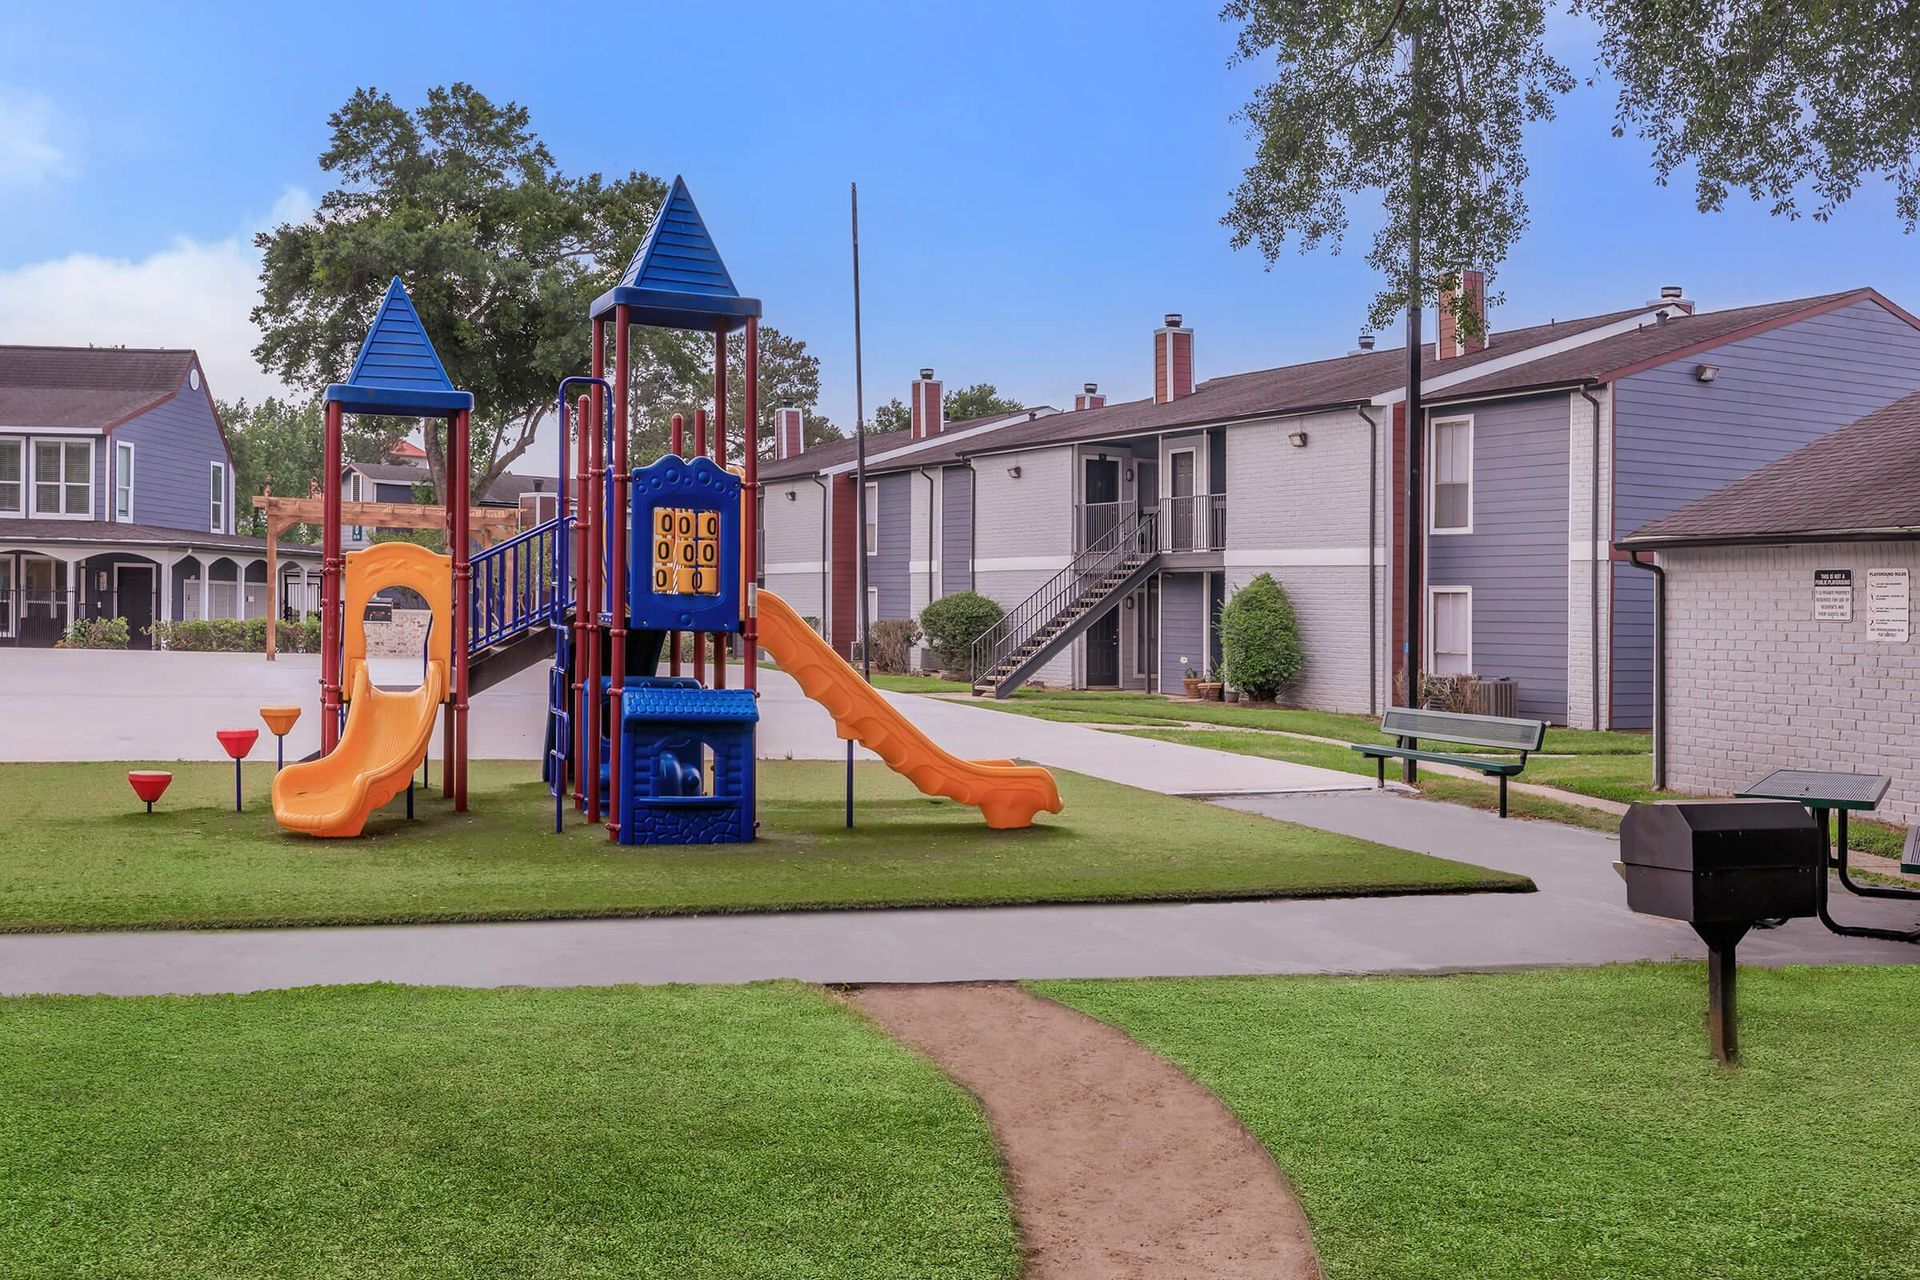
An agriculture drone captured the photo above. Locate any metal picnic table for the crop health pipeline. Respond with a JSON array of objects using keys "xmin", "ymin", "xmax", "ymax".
[{"xmin": 1737, "ymin": 768, "xmax": 1918, "ymax": 943}]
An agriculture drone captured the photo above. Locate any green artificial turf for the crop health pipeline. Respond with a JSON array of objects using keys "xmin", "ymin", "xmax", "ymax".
[
  {"xmin": 0, "ymin": 759, "xmax": 1526, "ymax": 931},
  {"xmin": 1038, "ymin": 965, "xmax": 1920, "ymax": 1280},
  {"xmin": 0, "ymin": 982, "xmax": 1018, "ymax": 1279}
]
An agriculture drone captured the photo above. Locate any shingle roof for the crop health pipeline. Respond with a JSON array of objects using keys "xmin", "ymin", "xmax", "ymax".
[
  {"xmin": 0, "ymin": 517, "xmax": 318, "ymax": 556},
  {"xmin": 1620, "ymin": 388, "xmax": 1920, "ymax": 546},
  {"xmin": 899, "ymin": 305, "xmax": 1660, "ymax": 464},
  {"xmin": 754, "ymin": 413, "xmax": 1058, "ymax": 482},
  {"xmin": 484, "ymin": 473, "xmax": 562, "ymax": 505},
  {"xmin": 349, "ymin": 461, "xmax": 432, "ymax": 484},
  {"xmin": 0, "ymin": 345, "xmax": 197, "ymax": 430},
  {"xmin": 1429, "ymin": 290, "xmax": 1876, "ymax": 401}
]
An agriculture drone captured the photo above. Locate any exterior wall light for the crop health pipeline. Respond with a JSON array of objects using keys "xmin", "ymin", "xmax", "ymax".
[
  {"xmin": 1007, "ymin": 465, "xmax": 1022, "ymax": 479},
  {"xmin": 785, "ymin": 490, "xmax": 795, "ymax": 501},
  {"xmin": 1695, "ymin": 363, "xmax": 1720, "ymax": 383},
  {"xmin": 1288, "ymin": 431, "xmax": 1310, "ymax": 448}
]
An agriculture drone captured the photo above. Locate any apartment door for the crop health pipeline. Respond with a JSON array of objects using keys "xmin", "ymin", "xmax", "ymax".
[
  {"xmin": 0, "ymin": 557, "xmax": 12, "ymax": 640},
  {"xmin": 1082, "ymin": 457, "xmax": 1120, "ymax": 547},
  {"xmin": 1086, "ymin": 611, "xmax": 1120, "ymax": 687},
  {"xmin": 1169, "ymin": 450, "xmax": 1196, "ymax": 551},
  {"xmin": 1134, "ymin": 459, "xmax": 1158, "ymax": 550},
  {"xmin": 116, "ymin": 565, "xmax": 155, "ymax": 649}
]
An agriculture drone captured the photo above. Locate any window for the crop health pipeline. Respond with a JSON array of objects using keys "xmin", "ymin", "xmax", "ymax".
[
  {"xmin": 863, "ymin": 482, "xmax": 879, "ymax": 556},
  {"xmin": 1429, "ymin": 587, "xmax": 1472, "ymax": 675},
  {"xmin": 32, "ymin": 439, "xmax": 91, "ymax": 517},
  {"xmin": 209, "ymin": 461, "xmax": 227, "ymax": 532},
  {"xmin": 1430, "ymin": 416, "xmax": 1472, "ymax": 533},
  {"xmin": 867, "ymin": 585, "xmax": 879, "ymax": 624},
  {"xmin": 0, "ymin": 439, "xmax": 22, "ymax": 515},
  {"xmin": 115, "ymin": 442, "xmax": 135, "ymax": 522}
]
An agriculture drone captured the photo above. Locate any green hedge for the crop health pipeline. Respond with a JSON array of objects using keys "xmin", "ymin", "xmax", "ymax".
[
  {"xmin": 150, "ymin": 617, "xmax": 322, "ymax": 653},
  {"xmin": 1218, "ymin": 572, "xmax": 1304, "ymax": 702},
  {"xmin": 56, "ymin": 617, "xmax": 131, "ymax": 649},
  {"xmin": 919, "ymin": 592, "xmax": 1003, "ymax": 676}
]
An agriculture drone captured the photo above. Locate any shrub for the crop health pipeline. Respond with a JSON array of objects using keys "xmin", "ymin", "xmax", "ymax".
[
  {"xmin": 1390, "ymin": 669, "xmax": 1482, "ymax": 713},
  {"xmin": 919, "ymin": 591, "xmax": 1003, "ymax": 676},
  {"xmin": 868, "ymin": 618, "xmax": 921, "ymax": 674},
  {"xmin": 1217, "ymin": 572, "xmax": 1303, "ymax": 702},
  {"xmin": 56, "ymin": 616, "xmax": 131, "ymax": 649},
  {"xmin": 148, "ymin": 616, "xmax": 317, "ymax": 653}
]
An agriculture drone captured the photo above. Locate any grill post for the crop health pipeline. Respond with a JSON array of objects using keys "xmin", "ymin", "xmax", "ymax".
[{"xmin": 1694, "ymin": 922, "xmax": 1749, "ymax": 1065}]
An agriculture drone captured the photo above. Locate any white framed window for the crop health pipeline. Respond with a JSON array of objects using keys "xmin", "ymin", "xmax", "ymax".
[
  {"xmin": 348, "ymin": 472, "xmax": 365, "ymax": 542},
  {"xmin": 863, "ymin": 481, "xmax": 879, "ymax": 556},
  {"xmin": 32, "ymin": 438, "xmax": 92, "ymax": 518},
  {"xmin": 0, "ymin": 439, "xmax": 23, "ymax": 515},
  {"xmin": 1429, "ymin": 415, "xmax": 1473, "ymax": 534},
  {"xmin": 1428, "ymin": 586, "xmax": 1473, "ymax": 675},
  {"xmin": 867, "ymin": 584, "xmax": 879, "ymax": 624},
  {"xmin": 209, "ymin": 461, "xmax": 227, "ymax": 532},
  {"xmin": 115, "ymin": 441, "xmax": 135, "ymax": 522}
]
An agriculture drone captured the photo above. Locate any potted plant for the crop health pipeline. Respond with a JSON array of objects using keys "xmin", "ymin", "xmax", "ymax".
[
  {"xmin": 1197, "ymin": 679, "xmax": 1225, "ymax": 701},
  {"xmin": 1181, "ymin": 666, "xmax": 1201, "ymax": 698}
]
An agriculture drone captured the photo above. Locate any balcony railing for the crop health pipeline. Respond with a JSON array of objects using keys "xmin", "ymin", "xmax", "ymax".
[{"xmin": 1077, "ymin": 496, "xmax": 1227, "ymax": 554}]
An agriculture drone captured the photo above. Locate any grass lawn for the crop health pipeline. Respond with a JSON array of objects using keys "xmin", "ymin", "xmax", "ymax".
[
  {"xmin": 0, "ymin": 981, "xmax": 1018, "ymax": 1279},
  {"xmin": 1038, "ymin": 964, "xmax": 1920, "ymax": 1280},
  {"xmin": 868, "ymin": 672, "xmax": 973, "ymax": 693},
  {"xmin": 0, "ymin": 759, "xmax": 1526, "ymax": 931}
]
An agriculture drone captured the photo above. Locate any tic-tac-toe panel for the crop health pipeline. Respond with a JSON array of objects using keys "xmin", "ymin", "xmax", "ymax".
[{"xmin": 628, "ymin": 454, "xmax": 742, "ymax": 634}]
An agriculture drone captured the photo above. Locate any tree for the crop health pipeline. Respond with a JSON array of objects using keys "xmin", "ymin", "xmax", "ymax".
[
  {"xmin": 1218, "ymin": 572, "xmax": 1304, "ymax": 702},
  {"xmin": 1222, "ymin": 1, "xmax": 1920, "ymax": 329},
  {"xmin": 869, "ymin": 398, "xmax": 911, "ymax": 434},
  {"xmin": 223, "ymin": 396, "xmax": 405, "ymax": 541},
  {"xmin": 252, "ymin": 83, "xmax": 678, "ymax": 505},
  {"xmin": 619, "ymin": 323, "xmax": 837, "ymax": 465},
  {"xmin": 944, "ymin": 383, "xmax": 1025, "ymax": 423}
]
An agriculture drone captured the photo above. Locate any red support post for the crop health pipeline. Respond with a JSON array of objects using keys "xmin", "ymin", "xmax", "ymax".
[
  {"xmin": 743, "ymin": 316, "xmax": 758, "ymax": 693},
  {"xmin": 669, "ymin": 411, "xmax": 684, "ymax": 679},
  {"xmin": 584, "ymin": 319, "xmax": 605, "ymax": 824},
  {"xmin": 607, "ymin": 306, "xmax": 632, "ymax": 840},
  {"xmin": 692, "ymin": 408, "xmax": 708, "ymax": 686},
  {"xmin": 713, "ymin": 326, "xmax": 728, "ymax": 689},
  {"xmin": 571, "ymin": 393, "xmax": 589, "ymax": 808},
  {"xmin": 320, "ymin": 401, "xmax": 344, "ymax": 754},
  {"xmin": 451, "ymin": 407, "xmax": 472, "ymax": 811}
]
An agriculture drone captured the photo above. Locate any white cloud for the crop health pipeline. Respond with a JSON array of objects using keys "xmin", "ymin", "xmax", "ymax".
[
  {"xmin": 0, "ymin": 186, "xmax": 314, "ymax": 405},
  {"xmin": 0, "ymin": 89, "xmax": 73, "ymax": 188}
]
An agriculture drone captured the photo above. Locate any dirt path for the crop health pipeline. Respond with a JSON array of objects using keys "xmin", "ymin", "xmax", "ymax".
[{"xmin": 846, "ymin": 982, "xmax": 1324, "ymax": 1280}]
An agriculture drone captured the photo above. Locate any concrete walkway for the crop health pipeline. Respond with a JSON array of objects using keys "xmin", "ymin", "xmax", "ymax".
[{"xmin": 3, "ymin": 789, "xmax": 1911, "ymax": 996}]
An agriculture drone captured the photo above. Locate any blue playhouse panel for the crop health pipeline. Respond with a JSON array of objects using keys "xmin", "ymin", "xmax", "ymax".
[
  {"xmin": 627, "ymin": 454, "xmax": 743, "ymax": 635},
  {"xmin": 590, "ymin": 177, "xmax": 762, "ymax": 332},
  {"xmin": 324, "ymin": 277, "xmax": 474, "ymax": 417},
  {"xmin": 619, "ymin": 682, "xmax": 758, "ymax": 846}
]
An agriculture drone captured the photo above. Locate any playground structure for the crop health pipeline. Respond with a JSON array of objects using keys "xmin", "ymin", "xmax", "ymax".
[{"xmin": 271, "ymin": 177, "xmax": 1060, "ymax": 842}]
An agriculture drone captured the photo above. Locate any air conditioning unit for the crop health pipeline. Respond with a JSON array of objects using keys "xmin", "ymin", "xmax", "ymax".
[{"xmin": 1473, "ymin": 677, "xmax": 1518, "ymax": 718}]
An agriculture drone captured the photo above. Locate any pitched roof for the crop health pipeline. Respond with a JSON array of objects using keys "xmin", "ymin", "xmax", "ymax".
[
  {"xmin": 590, "ymin": 176, "xmax": 763, "ymax": 331},
  {"xmin": 903, "ymin": 305, "xmax": 1662, "ymax": 464},
  {"xmin": 325, "ymin": 277, "xmax": 473, "ymax": 416},
  {"xmin": 1429, "ymin": 289, "xmax": 1887, "ymax": 401},
  {"xmin": 0, "ymin": 517, "xmax": 319, "ymax": 556},
  {"xmin": 756, "ymin": 427, "xmax": 917, "ymax": 482},
  {"xmin": 483, "ymin": 473, "xmax": 562, "ymax": 505},
  {"xmin": 1620, "ymin": 388, "xmax": 1920, "ymax": 547},
  {"xmin": 0, "ymin": 345, "xmax": 197, "ymax": 430}
]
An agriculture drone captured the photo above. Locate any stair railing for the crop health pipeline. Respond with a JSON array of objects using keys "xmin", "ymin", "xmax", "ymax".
[
  {"xmin": 970, "ymin": 506, "xmax": 1157, "ymax": 687},
  {"xmin": 468, "ymin": 514, "xmax": 573, "ymax": 654}
]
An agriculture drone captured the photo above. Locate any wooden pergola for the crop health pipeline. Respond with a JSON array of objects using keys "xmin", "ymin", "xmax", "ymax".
[{"xmin": 253, "ymin": 493, "xmax": 520, "ymax": 659}]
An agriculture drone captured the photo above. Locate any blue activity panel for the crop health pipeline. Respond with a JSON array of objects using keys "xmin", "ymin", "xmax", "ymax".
[{"xmin": 628, "ymin": 454, "xmax": 743, "ymax": 634}]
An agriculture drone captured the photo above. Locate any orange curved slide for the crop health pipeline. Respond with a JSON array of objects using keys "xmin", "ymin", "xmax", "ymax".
[
  {"xmin": 272, "ymin": 662, "xmax": 445, "ymax": 838},
  {"xmin": 755, "ymin": 590, "xmax": 1062, "ymax": 829}
]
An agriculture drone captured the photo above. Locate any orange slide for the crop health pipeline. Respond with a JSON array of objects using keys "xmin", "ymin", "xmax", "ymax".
[
  {"xmin": 755, "ymin": 589, "xmax": 1063, "ymax": 829},
  {"xmin": 272, "ymin": 543, "xmax": 451, "ymax": 838}
]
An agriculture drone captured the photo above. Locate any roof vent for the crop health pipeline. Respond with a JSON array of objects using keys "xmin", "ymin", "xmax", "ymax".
[
  {"xmin": 919, "ymin": 367, "xmax": 934, "ymax": 380},
  {"xmin": 1650, "ymin": 284, "xmax": 1696, "ymax": 315},
  {"xmin": 1164, "ymin": 313, "xmax": 1183, "ymax": 328},
  {"xmin": 1660, "ymin": 285, "xmax": 1684, "ymax": 300}
]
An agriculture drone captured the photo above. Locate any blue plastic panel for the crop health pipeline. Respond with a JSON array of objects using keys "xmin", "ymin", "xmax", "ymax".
[{"xmin": 627, "ymin": 454, "xmax": 743, "ymax": 634}]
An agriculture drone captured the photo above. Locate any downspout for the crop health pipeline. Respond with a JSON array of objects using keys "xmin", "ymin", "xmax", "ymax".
[
  {"xmin": 922, "ymin": 467, "xmax": 937, "ymax": 672},
  {"xmin": 811, "ymin": 475, "xmax": 829, "ymax": 638},
  {"xmin": 1625, "ymin": 550, "xmax": 1666, "ymax": 789},
  {"xmin": 1579, "ymin": 386, "xmax": 1604, "ymax": 731},
  {"xmin": 1357, "ymin": 405, "xmax": 1381, "ymax": 716}
]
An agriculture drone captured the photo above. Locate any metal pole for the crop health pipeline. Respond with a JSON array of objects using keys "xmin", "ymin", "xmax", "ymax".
[
  {"xmin": 693, "ymin": 408, "xmax": 708, "ymax": 686},
  {"xmin": 670, "ymin": 411, "xmax": 685, "ymax": 679},
  {"xmin": 1401, "ymin": 30, "xmax": 1425, "ymax": 782},
  {"xmin": 585, "ymin": 320, "xmax": 605, "ymax": 825},
  {"xmin": 1694, "ymin": 922, "xmax": 1748, "ymax": 1065},
  {"xmin": 608, "ymin": 306, "xmax": 632, "ymax": 840},
  {"xmin": 713, "ymin": 326, "xmax": 728, "ymax": 690},
  {"xmin": 452, "ymin": 407, "xmax": 472, "ymax": 812},
  {"xmin": 743, "ymin": 316, "xmax": 759, "ymax": 694},
  {"xmin": 320, "ymin": 402, "xmax": 343, "ymax": 754},
  {"xmin": 848, "ymin": 180, "xmax": 869, "ymax": 829}
]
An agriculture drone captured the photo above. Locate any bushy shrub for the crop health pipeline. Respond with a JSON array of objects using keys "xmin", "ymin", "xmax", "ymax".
[
  {"xmin": 919, "ymin": 591, "xmax": 1003, "ymax": 675},
  {"xmin": 1218, "ymin": 572, "xmax": 1303, "ymax": 702},
  {"xmin": 56, "ymin": 616, "xmax": 131, "ymax": 649},
  {"xmin": 148, "ymin": 616, "xmax": 319, "ymax": 653},
  {"xmin": 868, "ymin": 618, "xmax": 921, "ymax": 674}
]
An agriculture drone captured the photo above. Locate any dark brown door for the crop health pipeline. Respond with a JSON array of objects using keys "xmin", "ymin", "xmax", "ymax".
[
  {"xmin": 118, "ymin": 566, "xmax": 155, "ymax": 649},
  {"xmin": 1087, "ymin": 610, "xmax": 1120, "ymax": 687}
]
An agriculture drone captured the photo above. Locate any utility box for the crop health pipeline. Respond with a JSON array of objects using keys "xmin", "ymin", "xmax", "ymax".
[{"xmin": 1620, "ymin": 801, "xmax": 1821, "ymax": 924}]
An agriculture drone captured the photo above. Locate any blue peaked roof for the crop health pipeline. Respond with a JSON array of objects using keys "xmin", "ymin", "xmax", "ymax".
[
  {"xmin": 324, "ymin": 277, "xmax": 474, "ymax": 416},
  {"xmin": 623, "ymin": 684, "xmax": 761, "ymax": 725},
  {"xmin": 590, "ymin": 176, "xmax": 763, "ymax": 331}
]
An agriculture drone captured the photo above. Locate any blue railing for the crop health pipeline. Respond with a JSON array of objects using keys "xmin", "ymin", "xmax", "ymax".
[{"xmin": 469, "ymin": 514, "xmax": 572, "ymax": 653}]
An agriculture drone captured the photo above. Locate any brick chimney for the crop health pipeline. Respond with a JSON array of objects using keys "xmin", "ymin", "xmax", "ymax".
[
  {"xmin": 1436, "ymin": 269, "xmax": 1487, "ymax": 359},
  {"xmin": 774, "ymin": 404, "xmax": 804, "ymax": 459},
  {"xmin": 1650, "ymin": 284, "xmax": 1695, "ymax": 315},
  {"xmin": 1074, "ymin": 382, "xmax": 1106, "ymax": 411},
  {"xmin": 1154, "ymin": 314, "xmax": 1193, "ymax": 403},
  {"xmin": 910, "ymin": 367, "xmax": 943, "ymax": 438}
]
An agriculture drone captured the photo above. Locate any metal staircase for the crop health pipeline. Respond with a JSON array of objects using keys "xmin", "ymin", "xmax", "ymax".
[{"xmin": 970, "ymin": 507, "xmax": 1159, "ymax": 699}]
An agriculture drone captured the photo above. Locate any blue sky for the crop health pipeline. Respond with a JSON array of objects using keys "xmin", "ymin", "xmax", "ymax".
[{"xmin": 2, "ymin": 1, "xmax": 1915, "ymax": 466}]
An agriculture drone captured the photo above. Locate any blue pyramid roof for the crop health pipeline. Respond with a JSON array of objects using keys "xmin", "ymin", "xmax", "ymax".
[
  {"xmin": 324, "ymin": 277, "xmax": 474, "ymax": 416},
  {"xmin": 590, "ymin": 177, "xmax": 763, "ymax": 331}
]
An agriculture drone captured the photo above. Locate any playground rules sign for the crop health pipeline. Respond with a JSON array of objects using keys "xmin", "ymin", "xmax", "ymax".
[
  {"xmin": 1814, "ymin": 569, "xmax": 1853, "ymax": 622},
  {"xmin": 1867, "ymin": 568, "xmax": 1910, "ymax": 643}
]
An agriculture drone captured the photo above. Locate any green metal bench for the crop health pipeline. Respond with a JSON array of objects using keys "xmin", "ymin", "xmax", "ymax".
[{"xmin": 1353, "ymin": 706, "xmax": 1548, "ymax": 818}]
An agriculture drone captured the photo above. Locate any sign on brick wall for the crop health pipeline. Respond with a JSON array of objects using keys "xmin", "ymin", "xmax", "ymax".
[
  {"xmin": 1867, "ymin": 568, "xmax": 1910, "ymax": 643},
  {"xmin": 1814, "ymin": 568, "xmax": 1853, "ymax": 622}
]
